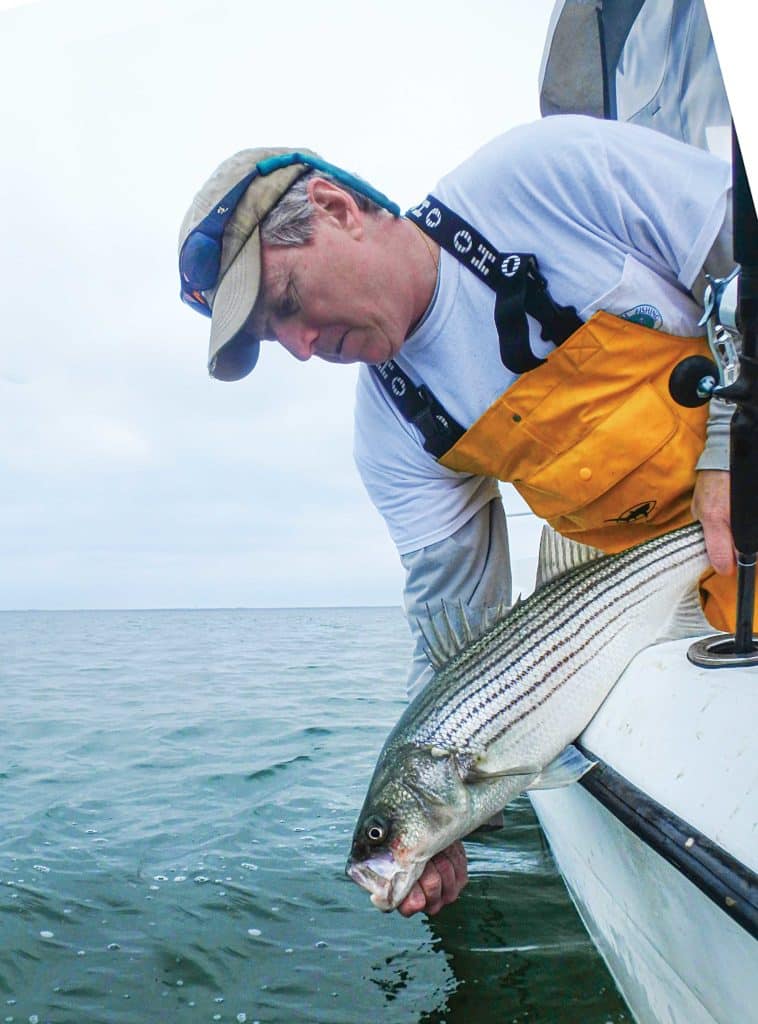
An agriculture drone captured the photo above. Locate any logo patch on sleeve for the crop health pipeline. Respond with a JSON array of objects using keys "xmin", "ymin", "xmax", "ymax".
[{"xmin": 620, "ymin": 304, "xmax": 663, "ymax": 330}]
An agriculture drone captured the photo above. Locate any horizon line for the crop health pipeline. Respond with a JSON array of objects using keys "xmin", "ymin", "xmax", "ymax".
[{"xmin": 0, "ymin": 603, "xmax": 403, "ymax": 614}]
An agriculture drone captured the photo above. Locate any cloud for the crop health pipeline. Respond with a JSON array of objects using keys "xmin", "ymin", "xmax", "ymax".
[{"xmin": 0, "ymin": 0, "xmax": 555, "ymax": 609}]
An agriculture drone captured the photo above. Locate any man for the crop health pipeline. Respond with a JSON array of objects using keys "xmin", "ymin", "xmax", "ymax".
[{"xmin": 178, "ymin": 115, "xmax": 740, "ymax": 917}]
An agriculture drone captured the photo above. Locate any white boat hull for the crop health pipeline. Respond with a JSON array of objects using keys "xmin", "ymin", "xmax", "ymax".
[{"xmin": 530, "ymin": 637, "xmax": 758, "ymax": 1024}]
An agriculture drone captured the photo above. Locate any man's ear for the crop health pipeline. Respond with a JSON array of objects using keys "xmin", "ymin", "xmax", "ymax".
[{"xmin": 307, "ymin": 177, "xmax": 362, "ymax": 236}]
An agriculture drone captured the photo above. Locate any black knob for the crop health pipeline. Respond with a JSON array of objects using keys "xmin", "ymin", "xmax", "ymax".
[{"xmin": 668, "ymin": 355, "xmax": 719, "ymax": 408}]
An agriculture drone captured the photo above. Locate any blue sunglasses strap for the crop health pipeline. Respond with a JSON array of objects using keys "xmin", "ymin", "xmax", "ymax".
[
  {"xmin": 256, "ymin": 152, "xmax": 400, "ymax": 216},
  {"xmin": 181, "ymin": 152, "xmax": 399, "ymax": 302},
  {"xmin": 201, "ymin": 166, "xmax": 262, "ymax": 239}
]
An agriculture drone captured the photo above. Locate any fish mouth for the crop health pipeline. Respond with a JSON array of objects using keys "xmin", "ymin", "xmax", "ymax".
[{"xmin": 346, "ymin": 852, "xmax": 425, "ymax": 912}]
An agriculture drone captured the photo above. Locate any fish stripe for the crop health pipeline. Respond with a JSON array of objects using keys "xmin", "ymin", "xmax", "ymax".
[
  {"xmin": 402, "ymin": 526, "xmax": 706, "ymax": 753},
  {"xmin": 442, "ymin": 526, "xmax": 699, "ymax": 699},
  {"xmin": 432, "ymin": 561, "xmax": 692, "ymax": 748},
  {"xmin": 408, "ymin": 525, "xmax": 703, "ymax": 726},
  {"xmin": 350, "ymin": 524, "xmax": 710, "ymax": 909}
]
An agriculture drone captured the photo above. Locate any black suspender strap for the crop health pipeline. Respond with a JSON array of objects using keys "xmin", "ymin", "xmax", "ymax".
[
  {"xmin": 368, "ymin": 195, "xmax": 583, "ymax": 459},
  {"xmin": 370, "ymin": 359, "xmax": 465, "ymax": 458},
  {"xmin": 406, "ymin": 195, "xmax": 582, "ymax": 374}
]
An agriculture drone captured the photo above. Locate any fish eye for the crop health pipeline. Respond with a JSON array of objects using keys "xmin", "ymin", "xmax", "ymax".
[{"xmin": 364, "ymin": 816, "xmax": 388, "ymax": 845}]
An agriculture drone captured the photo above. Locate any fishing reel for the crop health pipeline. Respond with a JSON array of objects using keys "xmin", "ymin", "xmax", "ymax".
[{"xmin": 668, "ymin": 266, "xmax": 741, "ymax": 408}]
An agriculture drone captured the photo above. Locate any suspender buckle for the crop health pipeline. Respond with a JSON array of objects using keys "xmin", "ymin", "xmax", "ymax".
[{"xmin": 411, "ymin": 386, "xmax": 452, "ymax": 444}]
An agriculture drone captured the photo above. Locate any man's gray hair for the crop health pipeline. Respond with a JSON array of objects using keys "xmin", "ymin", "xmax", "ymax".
[{"xmin": 260, "ymin": 168, "xmax": 387, "ymax": 247}]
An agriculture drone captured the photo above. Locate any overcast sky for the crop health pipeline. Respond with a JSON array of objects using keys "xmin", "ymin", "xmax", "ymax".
[{"xmin": 0, "ymin": 0, "xmax": 754, "ymax": 610}]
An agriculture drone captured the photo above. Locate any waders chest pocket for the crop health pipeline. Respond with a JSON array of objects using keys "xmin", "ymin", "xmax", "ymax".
[{"xmin": 515, "ymin": 382, "xmax": 678, "ymax": 523}]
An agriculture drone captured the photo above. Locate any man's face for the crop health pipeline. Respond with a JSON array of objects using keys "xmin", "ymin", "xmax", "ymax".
[{"xmin": 251, "ymin": 190, "xmax": 419, "ymax": 365}]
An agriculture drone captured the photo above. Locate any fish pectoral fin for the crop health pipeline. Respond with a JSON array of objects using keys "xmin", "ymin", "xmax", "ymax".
[
  {"xmin": 463, "ymin": 761, "xmax": 541, "ymax": 783},
  {"xmin": 525, "ymin": 744, "xmax": 597, "ymax": 790},
  {"xmin": 461, "ymin": 744, "xmax": 597, "ymax": 788}
]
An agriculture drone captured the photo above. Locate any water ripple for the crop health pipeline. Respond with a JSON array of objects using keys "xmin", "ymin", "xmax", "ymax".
[{"xmin": 0, "ymin": 608, "xmax": 629, "ymax": 1024}]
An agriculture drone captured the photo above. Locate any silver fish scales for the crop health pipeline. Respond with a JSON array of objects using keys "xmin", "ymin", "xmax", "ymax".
[{"xmin": 347, "ymin": 523, "xmax": 709, "ymax": 911}]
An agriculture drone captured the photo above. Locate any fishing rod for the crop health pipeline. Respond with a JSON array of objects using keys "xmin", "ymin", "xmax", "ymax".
[{"xmin": 670, "ymin": 124, "xmax": 758, "ymax": 667}]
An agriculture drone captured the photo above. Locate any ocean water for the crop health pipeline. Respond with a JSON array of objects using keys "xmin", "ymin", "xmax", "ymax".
[{"xmin": 0, "ymin": 608, "xmax": 629, "ymax": 1024}]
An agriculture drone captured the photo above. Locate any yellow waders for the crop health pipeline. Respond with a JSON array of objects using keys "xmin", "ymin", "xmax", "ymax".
[{"xmin": 439, "ymin": 311, "xmax": 754, "ymax": 632}]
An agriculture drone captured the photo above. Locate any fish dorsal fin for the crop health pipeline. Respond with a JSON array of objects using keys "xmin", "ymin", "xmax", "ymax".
[
  {"xmin": 535, "ymin": 525, "xmax": 605, "ymax": 589},
  {"xmin": 417, "ymin": 598, "xmax": 512, "ymax": 671},
  {"xmin": 654, "ymin": 582, "xmax": 710, "ymax": 643}
]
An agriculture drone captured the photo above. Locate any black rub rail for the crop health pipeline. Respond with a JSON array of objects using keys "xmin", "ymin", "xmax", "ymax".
[{"xmin": 577, "ymin": 745, "xmax": 758, "ymax": 939}]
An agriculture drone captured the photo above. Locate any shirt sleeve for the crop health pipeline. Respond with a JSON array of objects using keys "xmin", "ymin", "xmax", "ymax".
[
  {"xmin": 698, "ymin": 399, "xmax": 734, "ymax": 471},
  {"xmin": 694, "ymin": 182, "xmax": 735, "ymax": 472},
  {"xmin": 594, "ymin": 117, "xmax": 732, "ymax": 292},
  {"xmin": 399, "ymin": 497, "xmax": 512, "ymax": 700},
  {"xmin": 353, "ymin": 365, "xmax": 500, "ymax": 554}
]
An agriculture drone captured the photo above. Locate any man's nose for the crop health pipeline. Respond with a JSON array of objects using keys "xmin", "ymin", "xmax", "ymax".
[{"xmin": 277, "ymin": 322, "xmax": 319, "ymax": 361}]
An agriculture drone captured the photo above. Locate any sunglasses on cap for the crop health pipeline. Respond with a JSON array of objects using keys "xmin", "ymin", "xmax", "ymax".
[{"xmin": 179, "ymin": 153, "xmax": 401, "ymax": 317}]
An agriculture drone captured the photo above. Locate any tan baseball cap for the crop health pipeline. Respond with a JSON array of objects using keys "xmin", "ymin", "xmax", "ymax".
[{"xmin": 178, "ymin": 147, "xmax": 321, "ymax": 381}]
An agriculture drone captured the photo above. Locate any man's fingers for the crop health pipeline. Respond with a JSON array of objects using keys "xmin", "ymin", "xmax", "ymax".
[
  {"xmin": 420, "ymin": 859, "xmax": 444, "ymax": 902},
  {"xmin": 443, "ymin": 840, "xmax": 469, "ymax": 886},
  {"xmin": 418, "ymin": 860, "xmax": 446, "ymax": 915},
  {"xmin": 397, "ymin": 841, "xmax": 469, "ymax": 918},
  {"xmin": 703, "ymin": 520, "xmax": 736, "ymax": 575},
  {"xmin": 397, "ymin": 881, "xmax": 428, "ymax": 918},
  {"xmin": 692, "ymin": 470, "xmax": 735, "ymax": 575}
]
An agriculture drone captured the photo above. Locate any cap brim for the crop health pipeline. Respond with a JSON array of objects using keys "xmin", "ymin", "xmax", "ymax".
[{"xmin": 207, "ymin": 226, "xmax": 262, "ymax": 381}]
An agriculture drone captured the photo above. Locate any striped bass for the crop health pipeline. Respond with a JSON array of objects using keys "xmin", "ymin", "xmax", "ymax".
[{"xmin": 346, "ymin": 523, "xmax": 709, "ymax": 911}]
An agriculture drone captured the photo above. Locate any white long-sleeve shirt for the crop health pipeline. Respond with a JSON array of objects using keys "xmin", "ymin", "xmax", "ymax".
[{"xmin": 352, "ymin": 116, "xmax": 734, "ymax": 696}]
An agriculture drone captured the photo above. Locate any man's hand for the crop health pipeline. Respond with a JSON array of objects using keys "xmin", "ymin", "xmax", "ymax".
[
  {"xmin": 397, "ymin": 841, "xmax": 468, "ymax": 917},
  {"xmin": 692, "ymin": 470, "xmax": 735, "ymax": 574}
]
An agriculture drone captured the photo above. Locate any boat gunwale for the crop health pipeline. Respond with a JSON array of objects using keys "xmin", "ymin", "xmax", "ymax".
[{"xmin": 577, "ymin": 743, "xmax": 758, "ymax": 939}]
